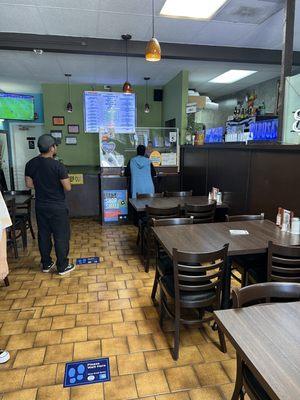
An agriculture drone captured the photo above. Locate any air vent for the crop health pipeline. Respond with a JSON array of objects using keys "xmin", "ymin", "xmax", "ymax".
[{"xmin": 213, "ymin": 0, "xmax": 283, "ymax": 24}]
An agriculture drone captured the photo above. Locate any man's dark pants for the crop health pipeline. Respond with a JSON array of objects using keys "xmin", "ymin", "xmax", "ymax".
[{"xmin": 35, "ymin": 206, "xmax": 70, "ymax": 273}]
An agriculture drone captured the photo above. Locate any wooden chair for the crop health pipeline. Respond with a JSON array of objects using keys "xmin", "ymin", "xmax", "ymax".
[
  {"xmin": 4, "ymin": 190, "xmax": 35, "ymax": 239},
  {"xmin": 226, "ymin": 213, "xmax": 266, "ymax": 287},
  {"xmin": 267, "ymin": 241, "xmax": 300, "ymax": 283},
  {"xmin": 164, "ymin": 190, "xmax": 193, "ymax": 197},
  {"xmin": 136, "ymin": 192, "xmax": 164, "ymax": 250},
  {"xmin": 143, "ymin": 205, "xmax": 181, "ymax": 272},
  {"xmin": 151, "ymin": 217, "xmax": 194, "ymax": 303},
  {"xmin": 6, "ymin": 198, "xmax": 27, "ymax": 258},
  {"xmin": 159, "ymin": 244, "xmax": 229, "ymax": 360},
  {"xmin": 231, "ymin": 282, "xmax": 300, "ymax": 400},
  {"xmin": 184, "ymin": 203, "xmax": 216, "ymax": 224}
]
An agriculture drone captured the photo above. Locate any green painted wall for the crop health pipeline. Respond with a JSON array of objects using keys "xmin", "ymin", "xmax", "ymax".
[
  {"xmin": 162, "ymin": 71, "xmax": 189, "ymax": 144},
  {"xmin": 42, "ymin": 83, "xmax": 163, "ymax": 166}
]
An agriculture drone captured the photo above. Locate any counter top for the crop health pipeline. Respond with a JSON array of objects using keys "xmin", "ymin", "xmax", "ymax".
[
  {"xmin": 183, "ymin": 143, "xmax": 300, "ymax": 151},
  {"xmin": 66, "ymin": 166, "xmax": 100, "ymax": 175}
]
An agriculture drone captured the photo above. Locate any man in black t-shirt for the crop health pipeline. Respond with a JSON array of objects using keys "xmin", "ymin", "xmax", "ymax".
[{"xmin": 25, "ymin": 134, "xmax": 75, "ymax": 275}]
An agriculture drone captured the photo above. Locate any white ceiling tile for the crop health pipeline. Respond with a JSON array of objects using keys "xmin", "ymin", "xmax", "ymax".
[
  {"xmin": 99, "ymin": 0, "xmax": 152, "ymax": 14},
  {"xmin": 0, "ymin": 4, "xmax": 46, "ymax": 33},
  {"xmin": 38, "ymin": 7, "xmax": 98, "ymax": 36},
  {"xmin": 35, "ymin": 0, "xmax": 100, "ymax": 10},
  {"xmin": 155, "ymin": 16, "xmax": 207, "ymax": 44},
  {"xmin": 0, "ymin": 1, "xmax": 35, "ymax": 4},
  {"xmin": 97, "ymin": 13, "xmax": 151, "ymax": 40}
]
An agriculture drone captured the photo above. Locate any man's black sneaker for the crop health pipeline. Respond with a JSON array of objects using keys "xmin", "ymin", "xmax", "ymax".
[
  {"xmin": 59, "ymin": 264, "xmax": 75, "ymax": 276},
  {"xmin": 42, "ymin": 262, "xmax": 56, "ymax": 273}
]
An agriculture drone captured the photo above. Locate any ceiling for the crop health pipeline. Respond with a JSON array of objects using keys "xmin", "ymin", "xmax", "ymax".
[
  {"xmin": 0, "ymin": 0, "xmax": 299, "ymax": 50},
  {"xmin": 0, "ymin": 50, "xmax": 293, "ymax": 98}
]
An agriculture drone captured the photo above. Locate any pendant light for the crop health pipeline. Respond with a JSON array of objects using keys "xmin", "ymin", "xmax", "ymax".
[
  {"xmin": 122, "ymin": 34, "xmax": 133, "ymax": 93},
  {"xmin": 65, "ymin": 73, "xmax": 73, "ymax": 113},
  {"xmin": 145, "ymin": 0, "xmax": 161, "ymax": 62},
  {"xmin": 144, "ymin": 77, "xmax": 150, "ymax": 113}
]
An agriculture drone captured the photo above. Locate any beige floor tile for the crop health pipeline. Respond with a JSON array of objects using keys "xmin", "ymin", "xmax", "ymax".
[
  {"xmin": 44, "ymin": 343, "xmax": 74, "ymax": 363},
  {"xmin": 51, "ymin": 315, "xmax": 76, "ymax": 330},
  {"xmin": 5, "ymin": 289, "xmax": 28, "ymax": 300},
  {"xmin": 65, "ymin": 302, "xmax": 88, "ymax": 315},
  {"xmin": 165, "ymin": 365, "xmax": 199, "ymax": 391},
  {"xmin": 0, "ymin": 369, "xmax": 26, "ymax": 392},
  {"xmin": 73, "ymin": 340, "xmax": 101, "ymax": 360},
  {"xmin": 13, "ymin": 347, "xmax": 46, "ymax": 368},
  {"xmin": 222, "ymin": 358, "xmax": 237, "ymax": 382},
  {"xmin": 118, "ymin": 289, "xmax": 138, "ymax": 299},
  {"xmin": 198, "ymin": 342, "xmax": 231, "ymax": 362},
  {"xmin": 128, "ymin": 334, "xmax": 156, "ymax": 353},
  {"xmin": 156, "ymin": 393, "xmax": 190, "ymax": 400},
  {"xmin": 2, "ymin": 388, "xmax": 37, "ymax": 400},
  {"xmin": 34, "ymin": 296, "xmax": 57, "ymax": 307},
  {"xmin": 6, "ymin": 332, "xmax": 36, "ymax": 350},
  {"xmin": 42, "ymin": 305, "xmax": 66, "ymax": 317},
  {"xmin": 88, "ymin": 324, "xmax": 113, "ymax": 340},
  {"xmin": 11, "ymin": 297, "xmax": 35, "ymax": 310},
  {"xmin": 37, "ymin": 384, "xmax": 70, "ymax": 400},
  {"xmin": 56, "ymin": 294, "xmax": 78, "ymax": 305},
  {"xmin": 23, "ymin": 364, "xmax": 57, "ymax": 388},
  {"xmin": 62, "ymin": 326, "xmax": 87, "ymax": 343},
  {"xmin": 88, "ymin": 301, "xmax": 109, "ymax": 313},
  {"xmin": 109, "ymin": 298, "xmax": 131, "ymax": 310},
  {"xmin": 219, "ymin": 383, "xmax": 236, "ymax": 400},
  {"xmin": 117, "ymin": 352, "xmax": 147, "ymax": 375},
  {"xmin": 99, "ymin": 310, "xmax": 123, "ymax": 324},
  {"xmin": 122, "ymin": 308, "xmax": 145, "ymax": 322},
  {"xmin": 98, "ymin": 290, "xmax": 119, "ymax": 301},
  {"xmin": 0, "ymin": 311, "xmax": 18, "ymax": 322},
  {"xmin": 71, "ymin": 384, "xmax": 104, "ymax": 400},
  {"xmin": 194, "ymin": 362, "xmax": 230, "ymax": 386},
  {"xmin": 189, "ymin": 387, "xmax": 223, "ymax": 400},
  {"xmin": 102, "ymin": 337, "xmax": 129, "ymax": 356},
  {"xmin": 0, "ymin": 320, "xmax": 27, "ymax": 335},
  {"xmin": 26, "ymin": 317, "xmax": 52, "ymax": 332},
  {"xmin": 0, "ymin": 299, "xmax": 14, "ymax": 311},
  {"xmin": 76, "ymin": 313, "xmax": 100, "ymax": 326},
  {"xmin": 78, "ymin": 292, "xmax": 98, "ymax": 303},
  {"xmin": 104, "ymin": 375, "xmax": 137, "ymax": 400},
  {"xmin": 135, "ymin": 370, "xmax": 169, "ymax": 397},
  {"xmin": 34, "ymin": 330, "xmax": 62, "ymax": 346},
  {"xmin": 112, "ymin": 322, "xmax": 138, "ymax": 337}
]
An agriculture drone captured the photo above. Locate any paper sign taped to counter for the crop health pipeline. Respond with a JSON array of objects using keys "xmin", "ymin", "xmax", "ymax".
[
  {"xmin": 161, "ymin": 153, "xmax": 177, "ymax": 166},
  {"xmin": 69, "ymin": 174, "xmax": 84, "ymax": 185}
]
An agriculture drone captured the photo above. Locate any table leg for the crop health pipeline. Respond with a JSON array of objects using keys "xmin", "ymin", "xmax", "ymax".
[{"xmin": 221, "ymin": 256, "xmax": 232, "ymax": 309}]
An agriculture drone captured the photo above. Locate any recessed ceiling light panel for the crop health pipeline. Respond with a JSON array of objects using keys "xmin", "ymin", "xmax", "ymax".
[
  {"xmin": 160, "ymin": 0, "xmax": 228, "ymax": 20},
  {"xmin": 209, "ymin": 70, "xmax": 257, "ymax": 84}
]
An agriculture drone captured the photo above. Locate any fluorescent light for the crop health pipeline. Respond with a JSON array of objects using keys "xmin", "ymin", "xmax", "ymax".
[
  {"xmin": 160, "ymin": 0, "xmax": 228, "ymax": 20},
  {"xmin": 209, "ymin": 70, "xmax": 257, "ymax": 84}
]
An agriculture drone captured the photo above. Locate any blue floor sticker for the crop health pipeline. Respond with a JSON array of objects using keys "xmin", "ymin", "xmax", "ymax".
[
  {"xmin": 76, "ymin": 257, "xmax": 100, "ymax": 265},
  {"xmin": 64, "ymin": 358, "xmax": 110, "ymax": 387}
]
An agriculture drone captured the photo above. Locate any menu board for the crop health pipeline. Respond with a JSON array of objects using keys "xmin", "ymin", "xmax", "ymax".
[{"xmin": 84, "ymin": 91, "xmax": 136, "ymax": 133}]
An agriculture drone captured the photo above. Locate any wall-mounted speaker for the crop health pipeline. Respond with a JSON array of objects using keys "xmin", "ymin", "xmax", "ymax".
[{"xmin": 154, "ymin": 89, "xmax": 163, "ymax": 102}]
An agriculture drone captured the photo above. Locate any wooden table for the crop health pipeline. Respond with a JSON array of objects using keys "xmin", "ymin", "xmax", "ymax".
[
  {"xmin": 129, "ymin": 196, "xmax": 228, "ymax": 213},
  {"xmin": 152, "ymin": 220, "xmax": 300, "ymax": 307},
  {"xmin": 214, "ymin": 302, "xmax": 300, "ymax": 400},
  {"xmin": 3, "ymin": 194, "xmax": 32, "ymax": 206}
]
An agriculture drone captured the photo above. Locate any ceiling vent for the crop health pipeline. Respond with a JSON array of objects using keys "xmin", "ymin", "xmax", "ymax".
[{"xmin": 213, "ymin": 0, "xmax": 283, "ymax": 24}]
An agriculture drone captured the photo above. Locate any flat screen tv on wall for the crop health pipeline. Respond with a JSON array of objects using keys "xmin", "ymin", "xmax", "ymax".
[{"xmin": 0, "ymin": 93, "xmax": 34, "ymax": 121}]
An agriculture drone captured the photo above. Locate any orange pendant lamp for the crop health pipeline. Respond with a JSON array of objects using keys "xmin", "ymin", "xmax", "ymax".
[
  {"xmin": 145, "ymin": 0, "xmax": 161, "ymax": 62},
  {"xmin": 122, "ymin": 34, "xmax": 133, "ymax": 93}
]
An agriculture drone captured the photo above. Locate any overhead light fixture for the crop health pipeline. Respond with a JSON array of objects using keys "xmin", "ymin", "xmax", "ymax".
[
  {"xmin": 122, "ymin": 34, "xmax": 133, "ymax": 93},
  {"xmin": 144, "ymin": 77, "xmax": 151, "ymax": 113},
  {"xmin": 65, "ymin": 73, "xmax": 73, "ymax": 112},
  {"xmin": 145, "ymin": 0, "xmax": 161, "ymax": 62},
  {"xmin": 209, "ymin": 70, "xmax": 257, "ymax": 84},
  {"xmin": 160, "ymin": 0, "xmax": 227, "ymax": 20}
]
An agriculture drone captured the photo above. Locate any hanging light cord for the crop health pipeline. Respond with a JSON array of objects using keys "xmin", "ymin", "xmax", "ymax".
[
  {"xmin": 146, "ymin": 80, "xmax": 148, "ymax": 103},
  {"xmin": 125, "ymin": 38, "xmax": 129, "ymax": 82},
  {"xmin": 152, "ymin": 0, "xmax": 155, "ymax": 38},
  {"xmin": 67, "ymin": 76, "xmax": 71, "ymax": 102}
]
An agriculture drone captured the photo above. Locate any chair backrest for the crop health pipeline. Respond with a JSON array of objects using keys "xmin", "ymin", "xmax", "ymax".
[
  {"xmin": 184, "ymin": 202, "xmax": 216, "ymax": 224},
  {"xmin": 232, "ymin": 282, "xmax": 300, "ymax": 308},
  {"xmin": 145, "ymin": 205, "xmax": 181, "ymax": 220},
  {"xmin": 173, "ymin": 244, "xmax": 229, "ymax": 307},
  {"xmin": 137, "ymin": 192, "xmax": 164, "ymax": 199},
  {"xmin": 164, "ymin": 190, "xmax": 193, "ymax": 198},
  {"xmin": 152, "ymin": 217, "xmax": 194, "ymax": 227},
  {"xmin": 225, "ymin": 213, "xmax": 264, "ymax": 222},
  {"xmin": 267, "ymin": 241, "xmax": 300, "ymax": 283}
]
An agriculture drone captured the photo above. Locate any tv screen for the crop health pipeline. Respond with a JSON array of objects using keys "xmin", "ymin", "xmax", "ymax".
[
  {"xmin": 84, "ymin": 91, "xmax": 136, "ymax": 133},
  {"xmin": 0, "ymin": 93, "xmax": 34, "ymax": 121}
]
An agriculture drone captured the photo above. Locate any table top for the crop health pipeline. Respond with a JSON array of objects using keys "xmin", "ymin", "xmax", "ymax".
[
  {"xmin": 129, "ymin": 196, "xmax": 228, "ymax": 212},
  {"xmin": 152, "ymin": 220, "xmax": 300, "ymax": 257},
  {"xmin": 214, "ymin": 302, "xmax": 300, "ymax": 400},
  {"xmin": 3, "ymin": 194, "xmax": 32, "ymax": 205}
]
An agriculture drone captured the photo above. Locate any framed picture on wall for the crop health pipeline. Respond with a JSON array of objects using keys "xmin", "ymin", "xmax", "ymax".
[
  {"xmin": 65, "ymin": 136, "xmax": 77, "ymax": 145},
  {"xmin": 52, "ymin": 116, "xmax": 65, "ymax": 126},
  {"xmin": 67, "ymin": 124, "xmax": 80, "ymax": 134},
  {"xmin": 50, "ymin": 130, "xmax": 62, "ymax": 144}
]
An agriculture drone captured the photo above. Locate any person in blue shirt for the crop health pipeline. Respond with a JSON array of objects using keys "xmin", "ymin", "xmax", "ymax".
[{"xmin": 125, "ymin": 145, "xmax": 156, "ymax": 198}]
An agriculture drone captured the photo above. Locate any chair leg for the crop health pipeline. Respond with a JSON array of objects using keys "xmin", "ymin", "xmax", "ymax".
[
  {"xmin": 29, "ymin": 218, "xmax": 35, "ymax": 240},
  {"xmin": 4, "ymin": 277, "xmax": 9, "ymax": 287},
  {"xmin": 151, "ymin": 269, "xmax": 159, "ymax": 304},
  {"xmin": 21, "ymin": 224, "xmax": 27, "ymax": 250},
  {"xmin": 11, "ymin": 230, "xmax": 18, "ymax": 259},
  {"xmin": 231, "ymin": 356, "xmax": 243, "ymax": 400},
  {"xmin": 171, "ymin": 316, "xmax": 180, "ymax": 361},
  {"xmin": 159, "ymin": 286, "xmax": 165, "ymax": 329},
  {"xmin": 217, "ymin": 325, "xmax": 227, "ymax": 353}
]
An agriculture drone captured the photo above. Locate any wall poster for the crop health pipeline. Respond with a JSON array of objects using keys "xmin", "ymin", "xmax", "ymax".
[{"xmin": 103, "ymin": 190, "xmax": 128, "ymax": 222}]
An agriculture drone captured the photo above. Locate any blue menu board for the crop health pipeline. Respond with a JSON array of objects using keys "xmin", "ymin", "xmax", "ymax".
[
  {"xmin": 84, "ymin": 91, "xmax": 136, "ymax": 133},
  {"xmin": 103, "ymin": 190, "xmax": 128, "ymax": 222}
]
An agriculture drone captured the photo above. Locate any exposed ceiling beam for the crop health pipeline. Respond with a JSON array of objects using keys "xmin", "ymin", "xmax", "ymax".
[{"xmin": 0, "ymin": 32, "xmax": 300, "ymax": 65}]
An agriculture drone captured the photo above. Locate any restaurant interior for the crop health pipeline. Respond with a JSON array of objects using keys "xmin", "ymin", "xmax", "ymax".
[{"xmin": 0, "ymin": 0, "xmax": 300, "ymax": 399}]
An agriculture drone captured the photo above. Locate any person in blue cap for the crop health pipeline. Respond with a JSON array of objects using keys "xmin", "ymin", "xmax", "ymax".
[{"xmin": 125, "ymin": 145, "xmax": 156, "ymax": 199}]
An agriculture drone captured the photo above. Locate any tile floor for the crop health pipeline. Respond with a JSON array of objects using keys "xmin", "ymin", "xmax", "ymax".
[{"xmin": 0, "ymin": 219, "xmax": 242, "ymax": 400}]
